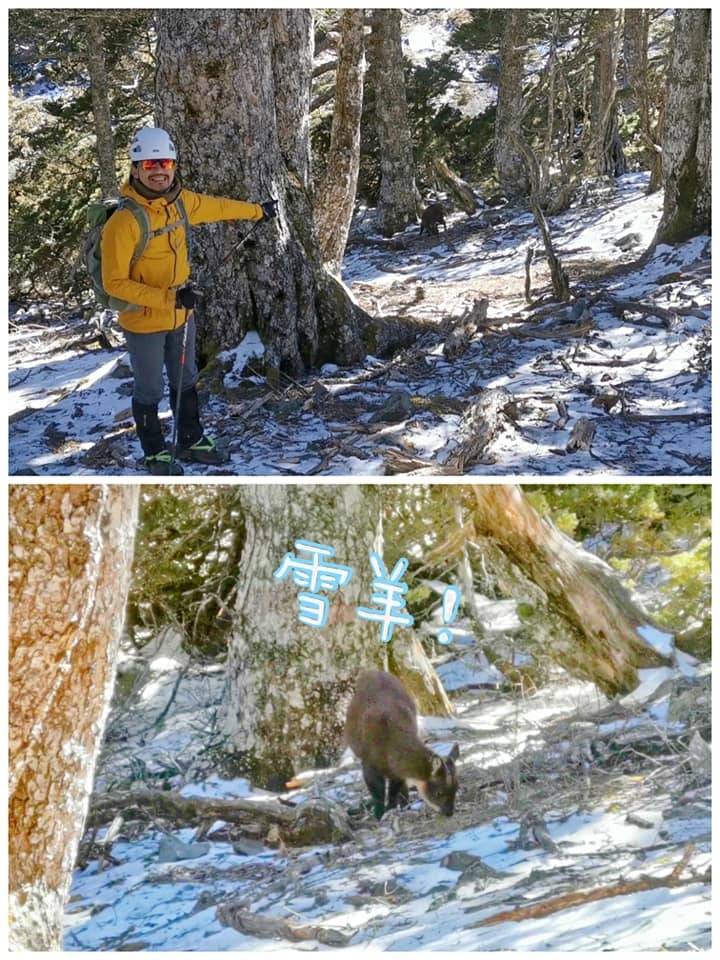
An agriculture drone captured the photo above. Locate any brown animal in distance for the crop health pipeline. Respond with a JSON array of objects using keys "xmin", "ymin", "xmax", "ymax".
[
  {"xmin": 419, "ymin": 201, "xmax": 447, "ymax": 236},
  {"xmin": 345, "ymin": 670, "xmax": 459, "ymax": 818}
]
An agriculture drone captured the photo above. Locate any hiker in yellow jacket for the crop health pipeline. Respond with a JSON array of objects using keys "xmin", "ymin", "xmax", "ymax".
[{"xmin": 102, "ymin": 126, "xmax": 277, "ymax": 475}]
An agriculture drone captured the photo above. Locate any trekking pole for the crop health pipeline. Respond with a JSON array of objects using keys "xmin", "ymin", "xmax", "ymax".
[
  {"xmin": 218, "ymin": 216, "xmax": 265, "ymax": 269},
  {"xmin": 169, "ymin": 307, "xmax": 191, "ymax": 473},
  {"xmin": 218, "ymin": 196, "xmax": 278, "ymax": 269}
]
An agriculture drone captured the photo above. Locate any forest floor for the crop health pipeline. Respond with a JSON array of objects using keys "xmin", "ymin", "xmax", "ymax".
[
  {"xmin": 64, "ymin": 627, "xmax": 711, "ymax": 952},
  {"xmin": 9, "ymin": 172, "xmax": 711, "ymax": 477}
]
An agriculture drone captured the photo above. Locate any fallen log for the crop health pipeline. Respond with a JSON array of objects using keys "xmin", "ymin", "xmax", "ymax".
[
  {"xmin": 431, "ymin": 157, "xmax": 478, "ymax": 215},
  {"xmin": 470, "ymin": 844, "xmax": 706, "ymax": 928},
  {"xmin": 608, "ymin": 296, "xmax": 708, "ymax": 324},
  {"xmin": 86, "ymin": 788, "xmax": 354, "ymax": 847},
  {"xmin": 217, "ymin": 902, "xmax": 356, "ymax": 946}
]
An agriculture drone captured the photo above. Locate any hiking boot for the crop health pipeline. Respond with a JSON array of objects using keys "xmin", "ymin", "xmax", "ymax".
[
  {"xmin": 178, "ymin": 434, "xmax": 227, "ymax": 464},
  {"xmin": 144, "ymin": 450, "xmax": 185, "ymax": 476}
]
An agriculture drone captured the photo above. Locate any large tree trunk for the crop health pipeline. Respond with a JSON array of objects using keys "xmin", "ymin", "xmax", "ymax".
[
  {"xmin": 471, "ymin": 485, "xmax": 672, "ymax": 697},
  {"xmin": 370, "ymin": 10, "xmax": 418, "ymax": 236},
  {"xmin": 8, "ymin": 485, "xmax": 140, "ymax": 951},
  {"xmin": 155, "ymin": 9, "xmax": 371, "ymax": 376},
  {"xmin": 495, "ymin": 10, "xmax": 530, "ymax": 198},
  {"xmin": 586, "ymin": 10, "xmax": 626, "ymax": 178},
  {"xmin": 622, "ymin": 9, "xmax": 662, "ymax": 192},
  {"xmin": 653, "ymin": 9, "xmax": 711, "ymax": 244},
  {"xmin": 223, "ymin": 485, "xmax": 448, "ymax": 788},
  {"xmin": 314, "ymin": 9, "xmax": 365, "ymax": 273},
  {"xmin": 84, "ymin": 16, "xmax": 117, "ymax": 198}
]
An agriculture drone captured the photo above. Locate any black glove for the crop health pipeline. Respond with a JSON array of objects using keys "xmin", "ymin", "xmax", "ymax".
[
  {"xmin": 175, "ymin": 285, "xmax": 197, "ymax": 310},
  {"xmin": 260, "ymin": 199, "xmax": 278, "ymax": 220}
]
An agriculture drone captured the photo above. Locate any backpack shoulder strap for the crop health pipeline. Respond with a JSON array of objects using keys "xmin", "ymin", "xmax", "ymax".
[
  {"xmin": 113, "ymin": 194, "xmax": 193, "ymax": 267},
  {"xmin": 175, "ymin": 195, "xmax": 193, "ymax": 264},
  {"xmin": 117, "ymin": 196, "xmax": 151, "ymax": 269}
]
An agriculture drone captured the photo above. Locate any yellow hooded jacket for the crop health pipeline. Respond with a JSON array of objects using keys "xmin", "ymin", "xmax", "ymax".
[{"xmin": 101, "ymin": 180, "xmax": 264, "ymax": 334}]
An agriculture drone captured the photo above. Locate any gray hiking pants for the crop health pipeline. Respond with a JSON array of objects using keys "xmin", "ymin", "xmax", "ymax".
[{"xmin": 123, "ymin": 313, "xmax": 198, "ymax": 407}]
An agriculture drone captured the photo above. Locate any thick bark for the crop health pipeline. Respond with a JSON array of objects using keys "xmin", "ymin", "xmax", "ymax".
[
  {"xmin": 223, "ymin": 485, "xmax": 447, "ymax": 787},
  {"xmin": 622, "ymin": 10, "xmax": 662, "ymax": 192},
  {"xmin": 155, "ymin": 9, "xmax": 370, "ymax": 375},
  {"xmin": 586, "ymin": 10, "xmax": 626, "ymax": 178},
  {"xmin": 471, "ymin": 486, "xmax": 672, "ymax": 697},
  {"xmin": 84, "ymin": 16, "xmax": 117, "ymax": 198},
  {"xmin": 370, "ymin": 10, "xmax": 418, "ymax": 236},
  {"xmin": 495, "ymin": 10, "xmax": 530, "ymax": 198},
  {"xmin": 653, "ymin": 9, "xmax": 711, "ymax": 244},
  {"xmin": 315, "ymin": 9, "xmax": 365, "ymax": 271},
  {"xmin": 8, "ymin": 485, "xmax": 139, "ymax": 950}
]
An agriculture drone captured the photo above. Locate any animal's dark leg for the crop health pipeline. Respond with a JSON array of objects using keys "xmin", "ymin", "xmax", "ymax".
[
  {"xmin": 362, "ymin": 763, "xmax": 388, "ymax": 818},
  {"xmin": 386, "ymin": 778, "xmax": 409, "ymax": 810}
]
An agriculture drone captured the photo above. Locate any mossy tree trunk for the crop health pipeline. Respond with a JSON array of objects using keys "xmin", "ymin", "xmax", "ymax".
[
  {"xmin": 653, "ymin": 8, "xmax": 711, "ymax": 244},
  {"xmin": 8, "ymin": 485, "xmax": 139, "ymax": 950},
  {"xmin": 586, "ymin": 9, "xmax": 627, "ymax": 178},
  {"xmin": 622, "ymin": 9, "xmax": 662, "ymax": 192},
  {"xmin": 155, "ymin": 9, "xmax": 371, "ymax": 375},
  {"xmin": 84, "ymin": 16, "xmax": 117, "ymax": 198},
  {"xmin": 471, "ymin": 485, "xmax": 672, "ymax": 697},
  {"xmin": 223, "ymin": 485, "xmax": 447, "ymax": 788},
  {"xmin": 370, "ymin": 10, "xmax": 418, "ymax": 236}
]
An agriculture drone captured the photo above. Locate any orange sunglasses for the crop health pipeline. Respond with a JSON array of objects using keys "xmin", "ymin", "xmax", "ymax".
[{"xmin": 139, "ymin": 158, "xmax": 176, "ymax": 170}]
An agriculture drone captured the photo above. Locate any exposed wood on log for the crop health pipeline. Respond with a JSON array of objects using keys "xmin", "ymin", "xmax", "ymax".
[
  {"xmin": 554, "ymin": 398, "xmax": 569, "ymax": 428},
  {"xmin": 607, "ymin": 296, "xmax": 708, "ymax": 326},
  {"xmin": 479, "ymin": 316, "xmax": 594, "ymax": 340},
  {"xmin": 471, "ymin": 486, "xmax": 672, "ymax": 696},
  {"xmin": 470, "ymin": 844, "xmax": 705, "ymax": 928},
  {"xmin": 431, "ymin": 157, "xmax": 478, "ymax": 215},
  {"xmin": 381, "ymin": 449, "xmax": 451, "ymax": 475},
  {"xmin": 86, "ymin": 788, "xmax": 354, "ymax": 847},
  {"xmin": 566, "ymin": 416, "xmax": 596, "ymax": 452},
  {"xmin": 445, "ymin": 387, "xmax": 518, "ymax": 473},
  {"xmin": 619, "ymin": 410, "xmax": 711, "ymax": 424},
  {"xmin": 523, "ymin": 317, "xmax": 594, "ymax": 339},
  {"xmin": 442, "ymin": 298, "xmax": 487, "ymax": 360},
  {"xmin": 217, "ymin": 902, "xmax": 356, "ymax": 946}
]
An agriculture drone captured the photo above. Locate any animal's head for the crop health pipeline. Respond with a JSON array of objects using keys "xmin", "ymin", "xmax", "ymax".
[{"xmin": 417, "ymin": 743, "xmax": 460, "ymax": 816}]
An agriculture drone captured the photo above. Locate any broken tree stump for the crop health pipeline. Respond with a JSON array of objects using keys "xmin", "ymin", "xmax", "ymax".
[
  {"xmin": 445, "ymin": 387, "xmax": 519, "ymax": 472},
  {"xmin": 443, "ymin": 298, "xmax": 488, "ymax": 361},
  {"xmin": 566, "ymin": 416, "xmax": 596, "ymax": 453}
]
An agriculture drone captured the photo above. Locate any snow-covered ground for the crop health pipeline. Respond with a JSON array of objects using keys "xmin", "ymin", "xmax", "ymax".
[
  {"xmin": 9, "ymin": 174, "xmax": 711, "ymax": 477},
  {"xmin": 64, "ymin": 639, "xmax": 711, "ymax": 952}
]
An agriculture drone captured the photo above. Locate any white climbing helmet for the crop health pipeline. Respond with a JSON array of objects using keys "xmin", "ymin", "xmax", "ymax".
[{"xmin": 130, "ymin": 127, "xmax": 178, "ymax": 162}]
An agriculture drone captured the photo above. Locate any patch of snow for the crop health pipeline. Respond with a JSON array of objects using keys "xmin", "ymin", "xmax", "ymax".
[
  {"xmin": 619, "ymin": 666, "xmax": 676, "ymax": 706},
  {"xmin": 219, "ymin": 331, "xmax": 265, "ymax": 387},
  {"xmin": 636, "ymin": 623, "xmax": 675, "ymax": 658}
]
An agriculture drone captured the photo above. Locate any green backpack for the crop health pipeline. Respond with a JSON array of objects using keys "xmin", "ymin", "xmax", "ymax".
[{"xmin": 83, "ymin": 195, "xmax": 191, "ymax": 312}]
